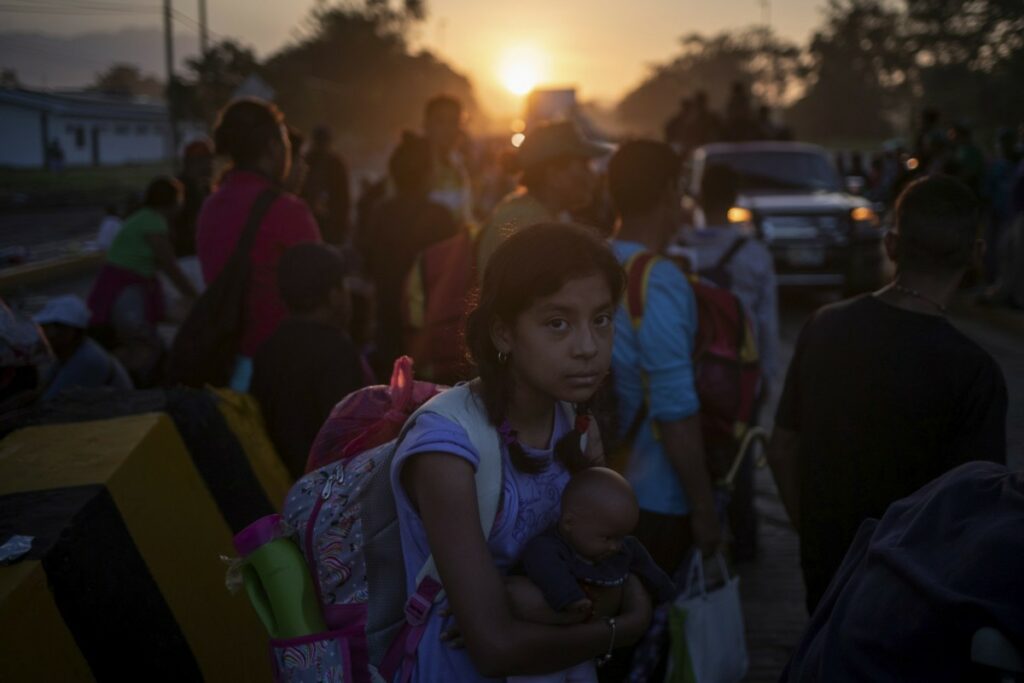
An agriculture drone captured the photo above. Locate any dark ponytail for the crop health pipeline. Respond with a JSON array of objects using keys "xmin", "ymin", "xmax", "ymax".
[{"xmin": 464, "ymin": 223, "xmax": 625, "ymax": 473}]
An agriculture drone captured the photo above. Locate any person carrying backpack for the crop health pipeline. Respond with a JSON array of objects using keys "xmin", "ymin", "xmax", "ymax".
[
  {"xmin": 683, "ymin": 163, "xmax": 779, "ymax": 561},
  {"xmin": 608, "ymin": 141, "xmax": 722, "ymax": 570},
  {"xmin": 604, "ymin": 140, "xmax": 761, "ymax": 682},
  {"xmin": 273, "ymin": 224, "xmax": 655, "ymax": 682},
  {"xmin": 685, "ymin": 164, "xmax": 779, "ymax": 388}
]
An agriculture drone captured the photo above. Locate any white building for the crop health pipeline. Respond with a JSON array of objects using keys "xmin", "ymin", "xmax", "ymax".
[{"xmin": 0, "ymin": 87, "xmax": 172, "ymax": 168}]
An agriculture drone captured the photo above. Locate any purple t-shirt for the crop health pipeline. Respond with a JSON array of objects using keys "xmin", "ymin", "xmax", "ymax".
[{"xmin": 390, "ymin": 409, "xmax": 572, "ymax": 682}]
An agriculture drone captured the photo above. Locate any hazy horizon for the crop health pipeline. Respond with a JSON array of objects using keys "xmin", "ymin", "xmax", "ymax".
[{"xmin": 1, "ymin": 0, "xmax": 826, "ymax": 113}]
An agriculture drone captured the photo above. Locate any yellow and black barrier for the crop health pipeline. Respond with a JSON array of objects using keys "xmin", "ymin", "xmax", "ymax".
[{"xmin": 0, "ymin": 390, "xmax": 294, "ymax": 681}]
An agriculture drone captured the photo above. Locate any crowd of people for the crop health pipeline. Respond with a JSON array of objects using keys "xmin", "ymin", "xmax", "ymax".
[
  {"xmin": 0, "ymin": 88, "xmax": 1019, "ymax": 681},
  {"xmin": 837, "ymin": 110, "xmax": 1024, "ymax": 309},
  {"xmin": 663, "ymin": 82, "xmax": 793, "ymax": 155}
]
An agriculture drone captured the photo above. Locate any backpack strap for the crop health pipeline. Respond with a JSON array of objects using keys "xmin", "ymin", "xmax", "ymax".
[
  {"xmin": 620, "ymin": 250, "xmax": 660, "ymax": 449},
  {"xmin": 383, "ymin": 381, "xmax": 560, "ymax": 683},
  {"xmin": 409, "ymin": 381, "xmax": 503, "ymax": 591},
  {"xmin": 714, "ymin": 236, "xmax": 749, "ymax": 272},
  {"xmin": 624, "ymin": 250, "xmax": 660, "ymax": 330}
]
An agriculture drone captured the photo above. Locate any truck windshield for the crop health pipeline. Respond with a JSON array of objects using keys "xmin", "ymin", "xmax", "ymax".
[{"xmin": 706, "ymin": 151, "xmax": 841, "ymax": 193}]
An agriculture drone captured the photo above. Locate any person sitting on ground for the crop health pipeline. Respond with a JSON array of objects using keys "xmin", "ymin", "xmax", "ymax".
[
  {"xmin": 0, "ymin": 299, "xmax": 53, "ymax": 414},
  {"xmin": 251, "ymin": 243, "xmax": 365, "ymax": 481},
  {"xmin": 783, "ymin": 460, "xmax": 1024, "ymax": 682},
  {"xmin": 196, "ymin": 97, "xmax": 321, "ymax": 392},
  {"xmin": 87, "ymin": 177, "xmax": 199, "ymax": 386},
  {"xmin": 477, "ymin": 121, "xmax": 606, "ymax": 273},
  {"xmin": 34, "ymin": 295, "xmax": 132, "ymax": 400},
  {"xmin": 391, "ymin": 223, "xmax": 655, "ymax": 681},
  {"xmin": 356, "ymin": 131, "xmax": 458, "ymax": 379},
  {"xmin": 767, "ymin": 175, "xmax": 1008, "ymax": 614}
]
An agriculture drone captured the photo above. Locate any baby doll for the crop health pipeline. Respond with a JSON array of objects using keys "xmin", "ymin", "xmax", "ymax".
[{"xmin": 511, "ymin": 467, "xmax": 677, "ymax": 683}]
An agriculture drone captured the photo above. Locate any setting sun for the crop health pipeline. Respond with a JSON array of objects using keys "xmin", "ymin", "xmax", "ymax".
[{"xmin": 498, "ymin": 45, "xmax": 546, "ymax": 96}]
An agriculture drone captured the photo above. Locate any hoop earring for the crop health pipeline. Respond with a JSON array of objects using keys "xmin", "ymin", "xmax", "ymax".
[{"xmin": 497, "ymin": 350, "xmax": 510, "ymax": 365}]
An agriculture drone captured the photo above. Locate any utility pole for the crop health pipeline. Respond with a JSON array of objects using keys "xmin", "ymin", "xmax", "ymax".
[
  {"xmin": 163, "ymin": 0, "xmax": 179, "ymax": 161},
  {"xmin": 198, "ymin": 0, "xmax": 209, "ymax": 54}
]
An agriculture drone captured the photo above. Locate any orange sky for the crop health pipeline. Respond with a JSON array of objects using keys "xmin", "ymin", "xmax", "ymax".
[{"xmin": 4, "ymin": 0, "xmax": 825, "ymax": 112}]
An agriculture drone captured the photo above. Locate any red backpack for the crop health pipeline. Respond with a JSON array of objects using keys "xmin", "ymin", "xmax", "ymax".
[{"xmin": 622, "ymin": 250, "xmax": 762, "ymax": 481}]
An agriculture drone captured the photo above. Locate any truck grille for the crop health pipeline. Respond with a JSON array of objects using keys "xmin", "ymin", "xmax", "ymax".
[{"xmin": 761, "ymin": 214, "xmax": 842, "ymax": 240}]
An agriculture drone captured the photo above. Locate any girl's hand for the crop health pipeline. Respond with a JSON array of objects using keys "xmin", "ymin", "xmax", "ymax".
[
  {"xmin": 439, "ymin": 606, "xmax": 465, "ymax": 649},
  {"xmin": 615, "ymin": 575, "xmax": 654, "ymax": 646}
]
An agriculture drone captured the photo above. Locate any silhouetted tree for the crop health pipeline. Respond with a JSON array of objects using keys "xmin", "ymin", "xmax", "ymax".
[
  {"xmin": 90, "ymin": 63, "xmax": 164, "ymax": 99},
  {"xmin": 786, "ymin": 0, "xmax": 910, "ymax": 141},
  {"xmin": 263, "ymin": 2, "xmax": 477, "ymax": 162},
  {"xmin": 616, "ymin": 28, "xmax": 802, "ymax": 137},
  {"xmin": 178, "ymin": 40, "xmax": 262, "ymax": 123}
]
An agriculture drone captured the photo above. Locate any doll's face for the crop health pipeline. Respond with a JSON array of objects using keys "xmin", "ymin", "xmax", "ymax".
[{"xmin": 560, "ymin": 496, "xmax": 638, "ymax": 563}]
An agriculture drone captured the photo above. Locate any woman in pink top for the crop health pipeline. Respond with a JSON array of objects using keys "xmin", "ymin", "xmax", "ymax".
[{"xmin": 196, "ymin": 98, "xmax": 321, "ymax": 390}]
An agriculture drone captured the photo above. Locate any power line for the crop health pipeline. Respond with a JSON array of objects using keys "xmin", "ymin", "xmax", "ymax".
[
  {"xmin": 0, "ymin": 4, "xmax": 158, "ymax": 16},
  {"xmin": 171, "ymin": 7, "xmax": 225, "ymax": 43},
  {"xmin": 2, "ymin": 0, "xmax": 154, "ymax": 9}
]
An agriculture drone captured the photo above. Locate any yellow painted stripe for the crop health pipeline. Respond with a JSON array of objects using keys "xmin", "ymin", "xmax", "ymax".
[
  {"xmin": 213, "ymin": 388, "xmax": 293, "ymax": 502},
  {"xmin": 0, "ymin": 415, "xmax": 273, "ymax": 682},
  {"xmin": 0, "ymin": 561, "xmax": 94, "ymax": 681}
]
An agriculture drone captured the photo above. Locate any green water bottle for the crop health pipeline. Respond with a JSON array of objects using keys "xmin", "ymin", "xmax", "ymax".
[{"xmin": 233, "ymin": 514, "xmax": 326, "ymax": 638}]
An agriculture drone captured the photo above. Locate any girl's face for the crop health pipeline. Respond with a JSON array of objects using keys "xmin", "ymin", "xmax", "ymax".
[{"xmin": 493, "ymin": 273, "xmax": 616, "ymax": 406}]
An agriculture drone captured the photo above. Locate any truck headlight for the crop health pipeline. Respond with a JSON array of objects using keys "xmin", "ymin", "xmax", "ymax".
[
  {"xmin": 850, "ymin": 206, "xmax": 878, "ymax": 226},
  {"xmin": 727, "ymin": 207, "xmax": 753, "ymax": 224}
]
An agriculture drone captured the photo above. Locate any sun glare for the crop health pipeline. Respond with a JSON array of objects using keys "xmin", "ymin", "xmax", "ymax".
[{"xmin": 498, "ymin": 45, "xmax": 545, "ymax": 96}]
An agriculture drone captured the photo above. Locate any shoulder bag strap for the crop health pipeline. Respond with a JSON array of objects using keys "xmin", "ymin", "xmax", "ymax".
[
  {"xmin": 231, "ymin": 188, "xmax": 280, "ymax": 265},
  {"xmin": 714, "ymin": 236, "xmax": 749, "ymax": 272}
]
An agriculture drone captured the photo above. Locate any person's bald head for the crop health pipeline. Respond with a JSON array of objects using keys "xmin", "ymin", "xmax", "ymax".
[{"xmin": 559, "ymin": 468, "xmax": 640, "ymax": 561}]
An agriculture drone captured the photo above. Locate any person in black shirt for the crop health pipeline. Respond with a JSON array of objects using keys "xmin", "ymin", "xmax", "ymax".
[
  {"xmin": 356, "ymin": 132, "xmax": 457, "ymax": 378},
  {"xmin": 251, "ymin": 243, "xmax": 366, "ymax": 480},
  {"xmin": 767, "ymin": 175, "xmax": 1008, "ymax": 614}
]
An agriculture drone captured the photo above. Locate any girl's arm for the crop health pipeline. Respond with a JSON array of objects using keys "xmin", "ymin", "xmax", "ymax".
[{"xmin": 402, "ymin": 451, "xmax": 652, "ymax": 677}]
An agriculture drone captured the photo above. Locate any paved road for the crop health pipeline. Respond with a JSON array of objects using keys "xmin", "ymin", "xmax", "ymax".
[{"xmin": 739, "ymin": 289, "xmax": 1024, "ymax": 682}]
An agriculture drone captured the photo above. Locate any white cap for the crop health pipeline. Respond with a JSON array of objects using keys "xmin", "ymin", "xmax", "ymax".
[{"xmin": 33, "ymin": 295, "xmax": 91, "ymax": 329}]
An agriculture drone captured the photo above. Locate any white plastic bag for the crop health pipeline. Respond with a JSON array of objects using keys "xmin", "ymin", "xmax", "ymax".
[{"xmin": 664, "ymin": 552, "xmax": 748, "ymax": 683}]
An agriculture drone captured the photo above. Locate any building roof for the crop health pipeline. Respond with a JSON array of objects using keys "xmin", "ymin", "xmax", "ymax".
[{"xmin": 0, "ymin": 87, "xmax": 167, "ymax": 122}]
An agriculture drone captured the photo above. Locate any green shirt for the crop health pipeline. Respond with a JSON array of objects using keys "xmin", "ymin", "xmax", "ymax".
[{"xmin": 106, "ymin": 207, "xmax": 168, "ymax": 278}]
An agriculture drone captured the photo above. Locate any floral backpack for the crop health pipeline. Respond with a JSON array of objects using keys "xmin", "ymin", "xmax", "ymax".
[{"xmin": 275, "ymin": 381, "xmax": 506, "ymax": 683}]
